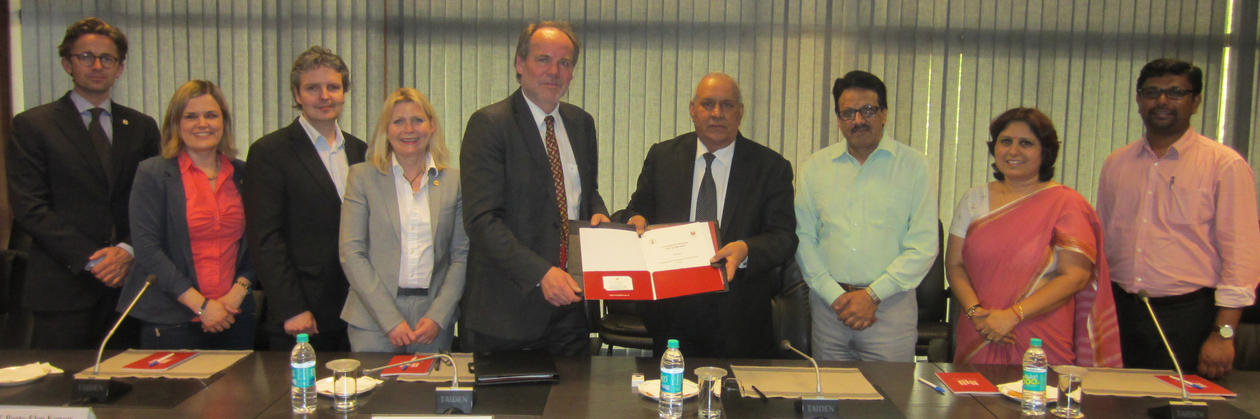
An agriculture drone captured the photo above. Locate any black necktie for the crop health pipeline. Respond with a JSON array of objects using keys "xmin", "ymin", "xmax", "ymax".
[
  {"xmin": 88, "ymin": 108, "xmax": 114, "ymax": 184},
  {"xmin": 696, "ymin": 152, "xmax": 717, "ymax": 222}
]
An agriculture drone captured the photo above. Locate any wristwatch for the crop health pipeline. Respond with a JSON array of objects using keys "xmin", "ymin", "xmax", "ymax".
[{"xmin": 1219, "ymin": 324, "xmax": 1235, "ymax": 340}]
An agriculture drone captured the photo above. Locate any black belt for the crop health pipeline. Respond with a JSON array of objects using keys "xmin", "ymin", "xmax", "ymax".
[
  {"xmin": 1112, "ymin": 282, "xmax": 1212, "ymax": 306},
  {"xmin": 839, "ymin": 283, "xmax": 868, "ymax": 292},
  {"xmin": 398, "ymin": 288, "xmax": 429, "ymax": 296}
]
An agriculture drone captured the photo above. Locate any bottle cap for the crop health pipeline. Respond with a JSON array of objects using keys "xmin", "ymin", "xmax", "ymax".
[
  {"xmin": 666, "ymin": 339, "xmax": 679, "ymax": 349},
  {"xmin": 296, "ymin": 333, "xmax": 309, "ymax": 343},
  {"xmin": 1030, "ymin": 337, "xmax": 1041, "ymax": 347}
]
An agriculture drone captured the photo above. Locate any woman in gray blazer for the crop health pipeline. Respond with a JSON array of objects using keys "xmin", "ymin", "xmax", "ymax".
[
  {"xmin": 121, "ymin": 80, "xmax": 255, "ymax": 349},
  {"xmin": 340, "ymin": 88, "xmax": 467, "ymax": 353}
]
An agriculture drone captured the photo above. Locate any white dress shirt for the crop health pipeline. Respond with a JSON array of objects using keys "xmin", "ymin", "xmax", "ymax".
[
  {"xmin": 689, "ymin": 139, "xmax": 734, "ymax": 225},
  {"xmin": 298, "ymin": 114, "xmax": 350, "ymax": 198},
  {"xmin": 522, "ymin": 97, "xmax": 582, "ymax": 220},
  {"xmin": 392, "ymin": 153, "xmax": 437, "ymax": 289}
]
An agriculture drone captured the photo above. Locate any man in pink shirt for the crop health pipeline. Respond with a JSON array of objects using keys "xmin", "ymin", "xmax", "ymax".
[{"xmin": 1098, "ymin": 58, "xmax": 1260, "ymax": 378}]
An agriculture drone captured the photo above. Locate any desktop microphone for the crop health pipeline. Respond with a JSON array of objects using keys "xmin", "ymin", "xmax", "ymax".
[
  {"xmin": 781, "ymin": 340, "xmax": 838, "ymax": 419},
  {"xmin": 1139, "ymin": 290, "xmax": 1209, "ymax": 419},
  {"xmin": 366, "ymin": 353, "xmax": 473, "ymax": 414},
  {"xmin": 72, "ymin": 274, "xmax": 156, "ymax": 403}
]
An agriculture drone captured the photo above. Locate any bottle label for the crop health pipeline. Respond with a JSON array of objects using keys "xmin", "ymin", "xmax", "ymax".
[
  {"xmin": 660, "ymin": 367, "xmax": 683, "ymax": 394},
  {"xmin": 292, "ymin": 360, "xmax": 315, "ymax": 387},
  {"xmin": 1022, "ymin": 367, "xmax": 1046, "ymax": 393}
]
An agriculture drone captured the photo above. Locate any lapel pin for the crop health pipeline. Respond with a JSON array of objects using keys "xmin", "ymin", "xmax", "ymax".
[
  {"xmin": 433, "ymin": 180, "xmax": 439, "ymax": 186},
  {"xmin": 122, "ymin": 119, "xmax": 129, "ymax": 125}
]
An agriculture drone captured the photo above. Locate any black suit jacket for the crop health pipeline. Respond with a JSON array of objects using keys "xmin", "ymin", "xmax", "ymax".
[
  {"xmin": 244, "ymin": 119, "xmax": 365, "ymax": 333},
  {"xmin": 613, "ymin": 133, "xmax": 797, "ymax": 357},
  {"xmin": 7, "ymin": 92, "xmax": 160, "ymax": 310},
  {"xmin": 460, "ymin": 89, "xmax": 608, "ymax": 341}
]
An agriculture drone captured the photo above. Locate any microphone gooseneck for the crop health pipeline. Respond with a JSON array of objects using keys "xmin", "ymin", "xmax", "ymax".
[
  {"xmin": 93, "ymin": 274, "xmax": 156, "ymax": 375},
  {"xmin": 1138, "ymin": 290, "xmax": 1191, "ymax": 402},
  {"xmin": 781, "ymin": 340, "xmax": 822, "ymax": 394}
]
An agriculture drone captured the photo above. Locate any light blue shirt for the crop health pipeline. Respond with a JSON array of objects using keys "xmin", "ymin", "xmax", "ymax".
[
  {"xmin": 69, "ymin": 91, "xmax": 112, "ymax": 142},
  {"xmin": 70, "ymin": 91, "xmax": 132, "ymax": 266},
  {"xmin": 794, "ymin": 137, "xmax": 939, "ymax": 304}
]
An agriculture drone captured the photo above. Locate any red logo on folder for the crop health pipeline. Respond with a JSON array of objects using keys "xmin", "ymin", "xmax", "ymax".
[{"xmin": 935, "ymin": 372, "xmax": 999, "ymax": 394}]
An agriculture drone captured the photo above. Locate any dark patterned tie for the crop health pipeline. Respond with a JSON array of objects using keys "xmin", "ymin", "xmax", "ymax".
[
  {"xmin": 543, "ymin": 116, "xmax": 570, "ymax": 267},
  {"xmin": 696, "ymin": 152, "xmax": 717, "ymax": 222},
  {"xmin": 88, "ymin": 108, "xmax": 114, "ymax": 184}
]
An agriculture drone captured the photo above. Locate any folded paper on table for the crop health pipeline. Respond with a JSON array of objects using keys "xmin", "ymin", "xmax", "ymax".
[
  {"xmin": 579, "ymin": 221, "xmax": 726, "ymax": 300},
  {"xmin": 1081, "ymin": 368, "xmax": 1231, "ymax": 400},
  {"xmin": 74, "ymin": 350, "xmax": 250, "ymax": 380},
  {"xmin": 730, "ymin": 365, "xmax": 883, "ymax": 400}
]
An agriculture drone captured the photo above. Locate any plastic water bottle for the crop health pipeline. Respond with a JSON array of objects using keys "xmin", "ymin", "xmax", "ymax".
[
  {"xmin": 1021, "ymin": 337, "xmax": 1048, "ymax": 415},
  {"xmin": 658, "ymin": 339, "xmax": 685, "ymax": 418},
  {"xmin": 290, "ymin": 333, "xmax": 317, "ymax": 414}
]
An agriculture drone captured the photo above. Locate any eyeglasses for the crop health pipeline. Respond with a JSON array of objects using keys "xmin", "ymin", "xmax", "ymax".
[
  {"xmin": 1137, "ymin": 87, "xmax": 1194, "ymax": 101},
  {"xmin": 838, "ymin": 105, "xmax": 884, "ymax": 121},
  {"xmin": 69, "ymin": 52, "xmax": 120, "ymax": 69}
]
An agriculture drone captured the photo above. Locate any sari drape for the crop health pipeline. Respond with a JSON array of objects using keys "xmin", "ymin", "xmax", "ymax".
[{"xmin": 954, "ymin": 185, "xmax": 1123, "ymax": 367}]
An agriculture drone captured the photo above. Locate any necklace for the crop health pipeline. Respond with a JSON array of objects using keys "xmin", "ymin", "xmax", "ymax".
[{"xmin": 405, "ymin": 170, "xmax": 423, "ymax": 184}]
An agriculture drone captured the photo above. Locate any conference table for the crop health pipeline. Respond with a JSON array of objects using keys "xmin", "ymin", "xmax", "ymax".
[{"xmin": 0, "ymin": 350, "xmax": 1256, "ymax": 418}]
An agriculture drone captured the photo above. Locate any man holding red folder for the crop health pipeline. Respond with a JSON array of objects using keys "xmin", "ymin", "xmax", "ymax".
[{"xmin": 614, "ymin": 73, "xmax": 797, "ymax": 358}]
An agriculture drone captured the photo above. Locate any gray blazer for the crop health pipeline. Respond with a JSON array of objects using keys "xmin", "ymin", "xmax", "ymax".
[
  {"xmin": 120, "ymin": 155, "xmax": 254, "ymax": 324},
  {"xmin": 339, "ymin": 161, "xmax": 468, "ymax": 333}
]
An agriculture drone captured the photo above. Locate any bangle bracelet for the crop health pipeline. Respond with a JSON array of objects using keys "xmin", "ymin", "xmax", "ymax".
[
  {"xmin": 965, "ymin": 304, "xmax": 982, "ymax": 319},
  {"xmin": 1012, "ymin": 303, "xmax": 1025, "ymax": 321}
]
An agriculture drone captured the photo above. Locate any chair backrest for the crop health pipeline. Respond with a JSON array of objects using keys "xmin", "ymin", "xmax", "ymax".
[
  {"xmin": 915, "ymin": 221, "xmax": 947, "ymax": 323},
  {"xmin": 771, "ymin": 260, "xmax": 812, "ymax": 358}
]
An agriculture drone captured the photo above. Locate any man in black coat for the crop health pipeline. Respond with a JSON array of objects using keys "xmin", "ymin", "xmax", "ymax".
[
  {"xmin": 614, "ymin": 73, "xmax": 797, "ymax": 358},
  {"xmin": 459, "ymin": 21, "xmax": 609, "ymax": 356},
  {"xmin": 245, "ymin": 47, "xmax": 365, "ymax": 351},
  {"xmin": 8, "ymin": 17, "xmax": 160, "ymax": 349}
]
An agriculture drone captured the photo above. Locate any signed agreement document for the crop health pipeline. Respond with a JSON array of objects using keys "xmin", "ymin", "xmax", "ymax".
[{"xmin": 578, "ymin": 221, "xmax": 727, "ymax": 300}]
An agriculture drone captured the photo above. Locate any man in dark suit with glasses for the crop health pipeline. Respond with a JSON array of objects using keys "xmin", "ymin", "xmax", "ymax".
[{"xmin": 8, "ymin": 17, "xmax": 160, "ymax": 349}]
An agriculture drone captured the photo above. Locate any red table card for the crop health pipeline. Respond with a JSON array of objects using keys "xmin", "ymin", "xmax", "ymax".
[
  {"xmin": 935, "ymin": 372, "xmax": 1000, "ymax": 394},
  {"xmin": 379, "ymin": 355, "xmax": 436, "ymax": 377},
  {"xmin": 122, "ymin": 351, "xmax": 198, "ymax": 371},
  {"xmin": 1154, "ymin": 374, "xmax": 1236, "ymax": 397}
]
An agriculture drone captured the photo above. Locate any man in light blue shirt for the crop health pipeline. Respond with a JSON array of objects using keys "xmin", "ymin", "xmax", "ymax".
[{"xmin": 795, "ymin": 71, "xmax": 939, "ymax": 361}]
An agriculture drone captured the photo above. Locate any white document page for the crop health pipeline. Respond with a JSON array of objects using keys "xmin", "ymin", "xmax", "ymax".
[
  {"xmin": 639, "ymin": 223, "xmax": 716, "ymax": 272},
  {"xmin": 578, "ymin": 227, "xmax": 647, "ymax": 271}
]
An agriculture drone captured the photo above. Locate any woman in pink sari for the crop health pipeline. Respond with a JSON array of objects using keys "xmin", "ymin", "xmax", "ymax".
[{"xmin": 947, "ymin": 108, "xmax": 1123, "ymax": 367}]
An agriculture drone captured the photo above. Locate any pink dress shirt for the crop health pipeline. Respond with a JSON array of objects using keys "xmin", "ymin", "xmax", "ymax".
[
  {"xmin": 179, "ymin": 152, "xmax": 245, "ymax": 300},
  {"xmin": 1096, "ymin": 128, "xmax": 1260, "ymax": 307}
]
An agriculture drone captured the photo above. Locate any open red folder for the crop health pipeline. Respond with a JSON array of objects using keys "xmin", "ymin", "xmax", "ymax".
[{"xmin": 578, "ymin": 221, "xmax": 727, "ymax": 300}]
